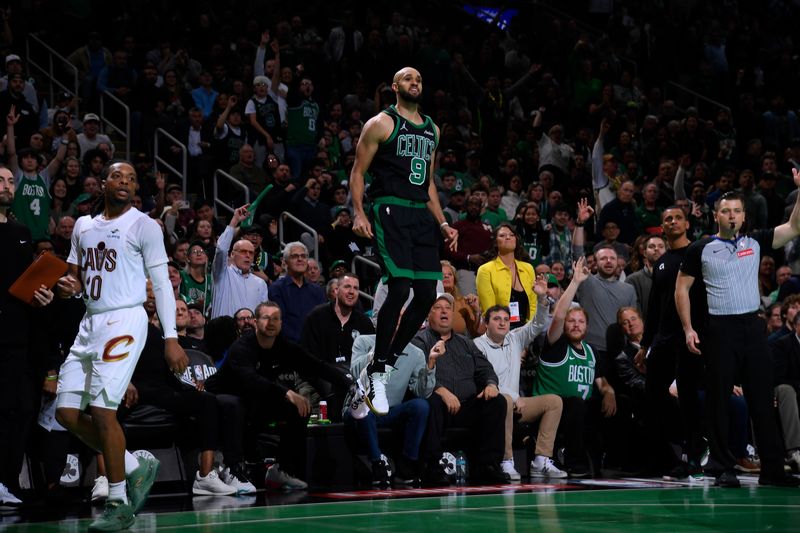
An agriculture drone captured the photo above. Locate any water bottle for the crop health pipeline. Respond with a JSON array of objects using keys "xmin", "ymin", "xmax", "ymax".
[{"xmin": 455, "ymin": 451, "xmax": 467, "ymax": 485}]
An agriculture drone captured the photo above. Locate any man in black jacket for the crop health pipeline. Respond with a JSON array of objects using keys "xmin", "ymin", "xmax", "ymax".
[
  {"xmin": 412, "ymin": 293, "xmax": 508, "ymax": 485},
  {"xmin": 301, "ymin": 273, "xmax": 374, "ymax": 421},
  {"xmin": 205, "ymin": 301, "xmax": 361, "ymax": 490}
]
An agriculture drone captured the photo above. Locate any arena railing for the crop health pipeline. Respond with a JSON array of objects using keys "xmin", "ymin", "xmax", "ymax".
[
  {"xmin": 153, "ymin": 128, "xmax": 188, "ymax": 199},
  {"xmin": 213, "ymin": 169, "xmax": 250, "ymax": 218},
  {"xmin": 99, "ymin": 90, "xmax": 130, "ymax": 159},
  {"xmin": 279, "ymin": 211, "xmax": 319, "ymax": 263},
  {"xmin": 25, "ymin": 33, "xmax": 80, "ymax": 118},
  {"xmin": 663, "ymin": 81, "xmax": 732, "ymax": 123}
]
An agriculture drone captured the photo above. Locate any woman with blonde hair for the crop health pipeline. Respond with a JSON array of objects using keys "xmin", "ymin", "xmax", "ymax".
[{"xmin": 441, "ymin": 260, "xmax": 485, "ymax": 338}]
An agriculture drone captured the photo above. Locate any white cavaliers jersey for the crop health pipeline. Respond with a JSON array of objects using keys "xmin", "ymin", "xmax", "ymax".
[{"xmin": 68, "ymin": 208, "xmax": 168, "ymax": 314}]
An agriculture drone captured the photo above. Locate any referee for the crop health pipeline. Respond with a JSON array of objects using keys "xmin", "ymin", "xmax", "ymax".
[{"xmin": 676, "ymin": 185, "xmax": 800, "ymax": 488}]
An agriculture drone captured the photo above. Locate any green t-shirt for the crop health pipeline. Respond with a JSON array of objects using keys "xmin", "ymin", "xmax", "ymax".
[
  {"xmin": 180, "ymin": 270, "xmax": 212, "ymax": 307},
  {"xmin": 460, "ymin": 207, "xmax": 508, "ymax": 229},
  {"xmin": 635, "ymin": 205, "xmax": 663, "ymax": 233},
  {"xmin": 286, "ymin": 99, "xmax": 320, "ymax": 146},
  {"xmin": 11, "ymin": 170, "xmax": 51, "ymax": 241},
  {"xmin": 532, "ymin": 337, "xmax": 596, "ymax": 399}
]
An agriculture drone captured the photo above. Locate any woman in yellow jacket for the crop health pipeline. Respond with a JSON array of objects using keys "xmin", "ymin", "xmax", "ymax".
[{"xmin": 477, "ymin": 223, "xmax": 537, "ymax": 329}]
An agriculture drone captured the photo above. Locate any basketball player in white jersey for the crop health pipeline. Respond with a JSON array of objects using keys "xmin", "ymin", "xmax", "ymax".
[{"xmin": 54, "ymin": 160, "xmax": 189, "ymax": 532}]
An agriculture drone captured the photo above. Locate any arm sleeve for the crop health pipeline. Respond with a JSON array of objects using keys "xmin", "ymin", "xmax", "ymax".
[
  {"xmin": 294, "ymin": 344, "xmax": 353, "ymax": 390},
  {"xmin": 407, "ymin": 344, "xmax": 436, "ymax": 399},
  {"xmin": 679, "ymin": 240, "xmax": 705, "ymax": 278},
  {"xmin": 254, "ymin": 46, "xmax": 265, "ymax": 77},
  {"xmin": 138, "ymin": 217, "xmax": 170, "ymax": 270},
  {"xmin": 751, "ymin": 228, "xmax": 775, "ymax": 251},
  {"xmin": 641, "ymin": 266, "xmax": 662, "ymax": 347},
  {"xmin": 476, "ymin": 265, "xmax": 495, "ymax": 316},
  {"xmin": 511, "ymin": 299, "xmax": 550, "ymax": 347},
  {"xmin": 592, "ymin": 137, "xmax": 609, "ymax": 191},
  {"xmin": 148, "ymin": 262, "xmax": 178, "ymax": 338},
  {"xmin": 615, "ymin": 350, "xmax": 645, "ymax": 391},
  {"xmin": 213, "ymin": 225, "xmax": 235, "ymax": 278},
  {"xmin": 67, "ymin": 217, "xmax": 83, "ymax": 267}
]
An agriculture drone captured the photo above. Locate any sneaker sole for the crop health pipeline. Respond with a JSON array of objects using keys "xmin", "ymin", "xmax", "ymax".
[{"xmin": 193, "ymin": 487, "xmax": 237, "ymax": 496}]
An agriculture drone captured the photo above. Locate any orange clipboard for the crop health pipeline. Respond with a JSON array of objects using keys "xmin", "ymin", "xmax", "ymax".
[{"xmin": 8, "ymin": 251, "xmax": 68, "ymax": 305}]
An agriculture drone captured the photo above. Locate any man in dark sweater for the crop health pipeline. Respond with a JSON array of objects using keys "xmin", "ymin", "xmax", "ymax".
[
  {"xmin": 205, "ymin": 301, "xmax": 360, "ymax": 490},
  {"xmin": 301, "ymin": 273, "xmax": 374, "ymax": 421},
  {"xmin": 443, "ymin": 194, "xmax": 492, "ymax": 296},
  {"xmin": 412, "ymin": 293, "xmax": 508, "ymax": 485}
]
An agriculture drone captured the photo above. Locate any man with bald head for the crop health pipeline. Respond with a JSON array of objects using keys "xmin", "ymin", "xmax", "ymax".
[
  {"xmin": 210, "ymin": 204, "xmax": 269, "ymax": 319},
  {"xmin": 350, "ymin": 66, "xmax": 458, "ymax": 415}
]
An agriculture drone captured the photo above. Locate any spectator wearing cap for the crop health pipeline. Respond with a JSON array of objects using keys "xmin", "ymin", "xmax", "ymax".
[
  {"xmin": 301, "ymin": 272, "xmax": 375, "ymax": 421},
  {"xmin": 269, "ymin": 241, "xmax": 326, "ymax": 343},
  {"xmin": 246, "ymin": 42, "xmax": 285, "ymax": 166},
  {"xmin": 67, "ymin": 32, "xmax": 112, "ymax": 101},
  {"xmin": 69, "ymin": 193, "xmax": 95, "ymax": 218},
  {"xmin": 412, "ymin": 292, "xmax": 509, "ymax": 485},
  {"xmin": 328, "ymin": 259, "xmax": 348, "ymax": 280},
  {"xmin": 325, "ymin": 206, "xmax": 370, "ymax": 265},
  {"xmin": 0, "ymin": 73, "xmax": 37, "ymax": 148},
  {"xmin": 6, "ymin": 107, "xmax": 68, "ymax": 241},
  {"xmin": 180, "ymin": 241, "xmax": 213, "ymax": 315},
  {"xmin": 435, "ymin": 149, "xmax": 473, "ymax": 192},
  {"xmin": 76, "ymin": 113, "xmax": 114, "ymax": 157},
  {"xmin": 0, "ymin": 54, "xmax": 39, "ymax": 114},
  {"xmin": 443, "ymin": 188, "xmax": 467, "ymax": 224},
  {"xmin": 210, "ymin": 205, "xmax": 269, "ymax": 319}
]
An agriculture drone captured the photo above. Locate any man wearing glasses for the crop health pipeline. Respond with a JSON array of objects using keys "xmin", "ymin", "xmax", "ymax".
[
  {"xmin": 210, "ymin": 205, "xmax": 269, "ymax": 319},
  {"xmin": 269, "ymin": 241, "xmax": 326, "ymax": 343}
]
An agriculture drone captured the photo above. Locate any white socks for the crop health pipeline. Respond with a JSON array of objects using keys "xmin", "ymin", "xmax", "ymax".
[
  {"xmin": 108, "ymin": 480, "xmax": 127, "ymax": 503},
  {"xmin": 124, "ymin": 451, "xmax": 140, "ymax": 475}
]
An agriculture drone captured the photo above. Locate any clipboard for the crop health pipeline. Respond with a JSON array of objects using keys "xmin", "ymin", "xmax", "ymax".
[{"xmin": 8, "ymin": 251, "xmax": 68, "ymax": 305}]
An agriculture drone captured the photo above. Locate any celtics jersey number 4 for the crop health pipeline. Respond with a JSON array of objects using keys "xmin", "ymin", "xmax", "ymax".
[{"xmin": 367, "ymin": 105, "xmax": 438, "ymax": 203}]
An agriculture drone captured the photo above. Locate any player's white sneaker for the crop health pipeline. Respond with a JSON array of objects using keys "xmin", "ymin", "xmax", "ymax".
[
  {"xmin": 0, "ymin": 483, "xmax": 22, "ymax": 508},
  {"xmin": 219, "ymin": 465, "xmax": 257, "ymax": 495},
  {"xmin": 365, "ymin": 364, "xmax": 395, "ymax": 415}
]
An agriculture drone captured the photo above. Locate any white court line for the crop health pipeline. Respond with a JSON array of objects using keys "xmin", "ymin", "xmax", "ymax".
[{"xmin": 138, "ymin": 501, "xmax": 800, "ymax": 531}]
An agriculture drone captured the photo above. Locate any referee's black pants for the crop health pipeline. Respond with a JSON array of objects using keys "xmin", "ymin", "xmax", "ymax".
[
  {"xmin": 705, "ymin": 313, "xmax": 783, "ymax": 477},
  {"xmin": 644, "ymin": 337, "xmax": 705, "ymax": 472}
]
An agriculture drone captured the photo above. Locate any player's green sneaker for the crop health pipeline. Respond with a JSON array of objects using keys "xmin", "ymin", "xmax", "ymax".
[
  {"xmin": 88, "ymin": 499, "xmax": 135, "ymax": 532},
  {"xmin": 126, "ymin": 456, "xmax": 160, "ymax": 514}
]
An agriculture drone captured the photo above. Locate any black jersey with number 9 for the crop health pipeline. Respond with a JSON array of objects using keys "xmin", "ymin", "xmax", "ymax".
[{"xmin": 367, "ymin": 105, "xmax": 438, "ymax": 202}]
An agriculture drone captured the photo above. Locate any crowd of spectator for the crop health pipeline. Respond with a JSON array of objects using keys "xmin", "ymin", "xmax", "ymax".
[{"xmin": 2, "ymin": 0, "xmax": 800, "ymax": 503}]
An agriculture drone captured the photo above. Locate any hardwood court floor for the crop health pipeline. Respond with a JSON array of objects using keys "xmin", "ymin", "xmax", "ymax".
[{"xmin": 3, "ymin": 476, "xmax": 799, "ymax": 532}]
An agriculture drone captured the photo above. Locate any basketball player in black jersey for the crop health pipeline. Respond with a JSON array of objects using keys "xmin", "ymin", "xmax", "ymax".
[{"xmin": 350, "ymin": 67, "xmax": 458, "ymax": 415}]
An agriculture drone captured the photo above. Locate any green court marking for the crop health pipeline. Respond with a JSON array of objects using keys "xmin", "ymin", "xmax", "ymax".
[{"xmin": 8, "ymin": 487, "xmax": 800, "ymax": 532}]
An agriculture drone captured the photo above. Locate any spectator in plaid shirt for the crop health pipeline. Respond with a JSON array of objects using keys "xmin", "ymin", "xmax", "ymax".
[{"xmin": 545, "ymin": 200, "xmax": 591, "ymax": 276}]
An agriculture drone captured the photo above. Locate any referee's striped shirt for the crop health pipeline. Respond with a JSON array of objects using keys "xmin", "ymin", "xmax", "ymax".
[{"xmin": 680, "ymin": 229, "xmax": 773, "ymax": 315}]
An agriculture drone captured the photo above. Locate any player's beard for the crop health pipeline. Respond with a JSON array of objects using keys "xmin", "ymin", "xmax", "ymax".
[{"xmin": 398, "ymin": 87, "xmax": 422, "ymax": 104}]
